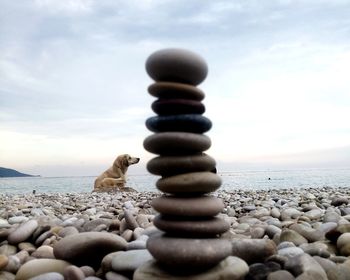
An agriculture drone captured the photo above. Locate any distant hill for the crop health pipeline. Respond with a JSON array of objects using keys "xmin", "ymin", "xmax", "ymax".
[{"xmin": 0, "ymin": 167, "xmax": 39, "ymax": 178}]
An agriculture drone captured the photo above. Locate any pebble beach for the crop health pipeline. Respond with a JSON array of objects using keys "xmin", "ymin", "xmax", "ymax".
[{"xmin": 0, "ymin": 187, "xmax": 350, "ymax": 279}]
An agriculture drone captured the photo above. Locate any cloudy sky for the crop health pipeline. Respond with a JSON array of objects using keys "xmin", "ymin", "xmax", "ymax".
[{"xmin": 1, "ymin": 0, "xmax": 350, "ymax": 177}]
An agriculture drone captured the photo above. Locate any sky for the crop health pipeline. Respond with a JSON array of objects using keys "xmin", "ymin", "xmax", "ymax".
[{"xmin": 1, "ymin": 0, "xmax": 350, "ymax": 177}]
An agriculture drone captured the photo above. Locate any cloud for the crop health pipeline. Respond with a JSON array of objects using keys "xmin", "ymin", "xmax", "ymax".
[{"xmin": 1, "ymin": 0, "xmax": 350, "ymax": 175}]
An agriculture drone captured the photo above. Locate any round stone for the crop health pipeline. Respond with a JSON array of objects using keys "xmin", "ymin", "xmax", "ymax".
[
  {"xmin": 145, "ymin": 48, "xmax": 208, "ymax": 85},
  {"xmin": 146, "ymin": 234, "xmax": 232, "ymax": 270},
  {"xmin": 15, "ymin": 259, "xmax": 71, "ymax": 280},
  {"xmin": 53, "ymin": 232, "xmax": 127, "ymax": 269},
  {"xmin": 143, "ymin": 132, "xmax": 211, "ymax": 155},
  {"xmin": 156, "ymin": 172, "xmax": 221, "ymax": 194},
  {"xmin": 134, "ymin": 256, "xmax": 249, "ymax": 279},
  {"xmin": 146, "ymin": 114, "xmax": 212, "ymax": 134},
  {"xmin": 151, "ymin": 195, "xmax": 224, "ymax": 217},
  {"xmin": 147, "ymin": 154, "xmax": 216, "ymax": 176},
  {"xmin": 152, "ymin": 99, "xmax": 205, "ymax": 115},
  {"xmin": 111, "ymin": 249, "xmax": 154, "ymax": 273},
  {"xmin": 153, "ymin": 215, "xmax": 229, "ymax": 237},
  {"xmin": 8, "ymin": 219, "xmax": 38, "ymax": 245},
  {"xmin": 148, "ymin": 82, "xmax": 205, "ymax": 100}
]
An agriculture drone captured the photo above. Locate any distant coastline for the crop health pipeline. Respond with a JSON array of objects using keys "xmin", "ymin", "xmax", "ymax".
[{"xmin": 0, "ymin": 167, "xmax": 40, "ymax": 178}]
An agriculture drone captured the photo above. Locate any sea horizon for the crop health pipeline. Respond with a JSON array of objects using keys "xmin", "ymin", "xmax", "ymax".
[{"xmin": 1, "ymin": 167, "xmax": 349, "ymax": 195}]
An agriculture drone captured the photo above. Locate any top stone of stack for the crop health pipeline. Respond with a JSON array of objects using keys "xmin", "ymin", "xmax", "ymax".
[{"xmin": 145, "ymin": 48, "xmax": 208, "ymax": 86}]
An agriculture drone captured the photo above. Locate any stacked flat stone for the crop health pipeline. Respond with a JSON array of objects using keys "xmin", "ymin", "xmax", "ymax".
[{"xmin": 143, "ymin": 48, "xmax": 231, "ymax": 273}]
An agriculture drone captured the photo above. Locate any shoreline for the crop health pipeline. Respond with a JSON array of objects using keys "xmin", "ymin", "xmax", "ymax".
[{"xmin": 1, "ymin": 187, "xmax": 350, "ymax": 279}]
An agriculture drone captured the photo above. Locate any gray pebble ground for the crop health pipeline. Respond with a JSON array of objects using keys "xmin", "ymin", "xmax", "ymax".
[{"xmin": 1, "ymin": 187, "xmax": 350, "ymax": 279}]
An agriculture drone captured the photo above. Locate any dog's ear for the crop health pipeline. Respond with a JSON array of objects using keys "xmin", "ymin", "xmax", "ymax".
[{"xmin": 123, "ymin": 155, "xmax": 130, "ymax": 166}]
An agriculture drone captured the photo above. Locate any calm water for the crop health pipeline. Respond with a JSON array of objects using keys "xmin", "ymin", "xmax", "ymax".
[{"xmin": 0, "ymin": 169, "xmax": 349, "ymax": 195}]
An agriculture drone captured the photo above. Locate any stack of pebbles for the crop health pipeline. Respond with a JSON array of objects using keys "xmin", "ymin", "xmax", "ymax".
[{"xmin": 143, "ymin": 49, "xmax": 231, "ymax": 273}]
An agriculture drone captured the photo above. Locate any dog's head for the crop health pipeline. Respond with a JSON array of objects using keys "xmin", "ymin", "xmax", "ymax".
[{"xmin": 114, "ymin": 154, "xmax": 140, "ymax": 168}]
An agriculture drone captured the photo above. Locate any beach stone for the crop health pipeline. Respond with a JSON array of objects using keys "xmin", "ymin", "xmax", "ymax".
[
  {"xmin": 326, "ymin": 224, "xmax": 350, "ymax": 242},
  {"xmin": 101, "ymin": 252, "xmax": 119, "ymax": 272},
  {"xmin": 278, "ymin": 247, "xmax": 304, "ymax": 258},
  {"xmin": 63, "ymin": 265, "xmax": 85, "ymax": 280},
  {"xmin": 0, "ymin": 254, "xmax": 9, "ymax": 270},
  {"xmin": 127, "ymin": 240, "xmax": 147, "ymax": 250},
  {"xmin": 156, "ymin": 172, "xmax": 221, "ymax": 194},
  {"xmin": 18, "ymin": 242, "xmax": 36, "ymax": 253},
  {"xmin": 265, "ymin": 225, "xmax": 282, "ymax": 238},
  {"xmin": 124, "ymin": 210, "xmax": 139, "ymax": 230},
  {"xmin": 134, "ymin": 256, "xmax": 249, "ymax": 279},
  {"xmin": 331, "ymin": 197, "xmax": 349, "ymax": 206},
  {"xmin": 121, "ymin": 229, "xmax": 133, "ymax": 242},
  {"xmin": 146, "ymin": 114, "xmax": 212, "ymax": 133},
  {"xmin": 290, "ymin": 223, "xmax": 324, "ymax": 242},
  {"xmin": 53, "ymin": 232, "xmax": 127, "ymax": 268},
  {"xmin": 327, "ymin": 259, "xmax": 350, "ymax": 279},
  {"xmin": 231, "ymin": 239, "xmax": 277, "ymax": 264},
  {"xmin": 58, "ymin": 226, "xmax": 79, "ymax": 237},
  {"xmin": 299, "ymin": 243, "xmax": 330, "ymax": 258},
  {"xmin": 285, "ymin": 253, "xmax": 327, "ymax": 279},
  {"xmin": 80, "ymin": 266, "xmax": 95, "ymax": 277},
  {"xmin": 281, "ymin": 208, "xmax": 302, "ymax": 221},
  {"xmin": 0, "ymin": 244, "xmax": 17, "ymax": 256},
  {"xmin": 15, "ymin": 258, "xmax": 71, "ymax": 280},
  {"xmin": 267, "ymin": 270, "xmax": 294, "ymax": 280},
  {"xmin": 337, "ymin": 232, "xmax": 350, "ymax": 256},
  {"xmin": 152, "ymin": 99, "xmax": 205, "ymax": 115},
  {"xmin": 136, "ymin": 215, "xmax": 150, "ymax": 228},
  {"xmin": 105, "ymin": 271, "xmax": 129, "ymax": 280},
  {"xmin": 304, "ymin": 208, "xmax": 323, "ymax": 220},
  {"xmin": 0, "ymin": 271, "xmax": 15, "ymax": 280},
  {"xmin": 144, "ymin": 132, "xmax": 211, "ymax": 155},
  {"xmin": 146, "ymin": 48, "xmax": 208, "ymax": 85},
  {"xmin": 270, "ymin": 208, "xmax": 281, "ymax": 219},
  {"xmin": 31, "ymin": 245, "xmax": 55, "ymax": 259},
  {"xmin": 28, "ymin": 272, "xmax": 64, "ymax": 280},
  {"xmin": 148, "ymin": 82, "xmax": 205, "ymax": 100},
  {"xmin": 8, "ymin": 219, "xmax": 38, "ymax": 244},
  {"xmin": 153, "ymin": 215, "xmax": 229, "ymax": 237},
  {"xmin": 111, "ymin": 249, "xmax": 153, "ymax": 273},
  {"xmin": 313, "ymin": 256, "xmax": 337, "ymax": 275},
  {"xmin": 323, "ymin": 211, "xmax": 341, "ymax": 223},
  {"xmin": 8, "ymin": 216, "xmax": 29, "ymax": 224},
  {"xmin": 152, "ymin": 195, "xmax": 223, "ymax": 217},
  {"xmin": 147, "ymin": 154, "xmax": 216, "ymax": 176},
  {"xmin": 147, "ymin": 234, "xmax": 232, "ymax": 269},
  {"xmin": 83, "ymin": 218, "xmax": 111, "ymax": 232},
  {"xmin": 280, "ymin": 229, "xmax": 308, "ymax": 246},
  {"xmin": 4, "ymin": 255, "xmax": 20, "ymax": 274},
  {"xmin": 318, "ymin": 222, "xmax": 338, "ymax": 234},
  {"xmin": 247, "ymin": 263, "xmax": 271, "ymax": 280}
]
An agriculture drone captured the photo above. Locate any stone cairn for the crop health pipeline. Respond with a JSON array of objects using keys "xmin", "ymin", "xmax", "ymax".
[{"xmin": 143, "ymin": 48, "xmax": 231, "ymax": 273}]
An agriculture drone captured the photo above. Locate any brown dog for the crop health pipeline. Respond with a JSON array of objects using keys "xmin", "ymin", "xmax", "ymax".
[{"xmin": 94, "ymin": 154, "xmax": 140, "ymax": 192}]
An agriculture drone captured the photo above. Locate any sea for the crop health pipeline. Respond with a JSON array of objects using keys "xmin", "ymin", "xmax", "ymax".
[{"xmin": 0, "ymin": 168, "xmax": 349, "ymax": 195}]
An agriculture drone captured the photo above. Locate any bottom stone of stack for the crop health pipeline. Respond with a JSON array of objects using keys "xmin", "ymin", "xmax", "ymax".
[
  {"xmin": 134, "ymin": 256, "xmax": 249, "ymax": 279},
  {"xmin": 146, "ymin": 234, "xmax": 232, "ymax": 272}
]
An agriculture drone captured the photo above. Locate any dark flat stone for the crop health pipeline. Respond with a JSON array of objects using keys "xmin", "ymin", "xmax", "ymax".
[
  {"xmin": 152, "ymin": 99, "xmax": 205, "ymax": 115},
  {"xmin": 148, "ymin": 82, "xmax": 205, "ymax": 101},
  {"xmin": 153, "ymin": 215, "xmax": 229, "ymax": 237},
  {"xmin": 53, "ymin": 232, "xmax": 127, "ymax": 269},
  {"xmin": 146, "ymin": 115, "xmax": 212, "ymax": 133},
  {"xmin": 151, "ymin": 195, "xmax": 224, "ymax": 217},
  {"xmin": 146, "ymin": 234, "xmax": 232, "ymax": 270},
  {"xmin": 156, "ymin": 171, "xmax": 221, "ymax": 194},
  {"xmin": 147, "ymin": 154, "xmax": 216, "ymax": 176},
  {"xmin": 143, "ymin": 132, "xmax": 211, "ymax": 155},
  {"xmin": 145, "ymin": 48, "xmax": 208, "ymax": 86}
]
